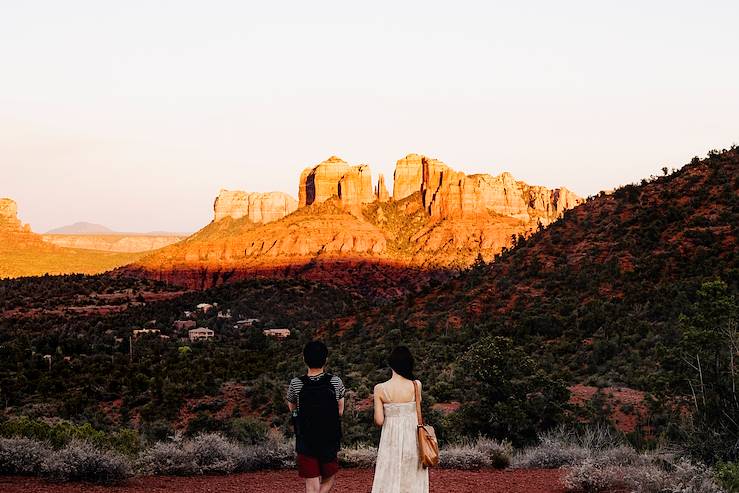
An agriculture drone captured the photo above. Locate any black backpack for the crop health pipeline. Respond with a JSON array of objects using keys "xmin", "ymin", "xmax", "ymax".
[{"xmin": 294, "ymin": 374, "xmax": 342, "ymax": 459}]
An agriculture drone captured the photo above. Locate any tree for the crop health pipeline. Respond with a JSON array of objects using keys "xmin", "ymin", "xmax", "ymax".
[
  {"xmin": 679, "ymin": 280, "xmax": 739, "ymax": 463},
  {"xmin": 455, "ymin": 336, "xmax": 570, "ymax": 446}
]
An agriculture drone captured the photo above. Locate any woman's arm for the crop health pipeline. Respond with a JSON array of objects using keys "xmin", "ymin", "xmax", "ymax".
[{"xmin": 373, "ymin": 384, "xmax": 385, "ymax": 427}]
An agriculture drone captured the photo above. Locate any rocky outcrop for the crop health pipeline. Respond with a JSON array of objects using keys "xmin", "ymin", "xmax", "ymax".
[
  {"xmin": 126, "ymin": 153, "xmax": 584, "ymax": 292},
  {"xmin": 392, "ymin": 154, "xmax": 425, "ymax": 201},
  {"xmin": 339, "ymin": 165, "xmax": 374, "ymax": 215},
  {"xmin": 376, "ymin": 174, "xmax": 390, "ymax": 203},
  {"xmin": 0, "ymin": 198, "xmax": 25, "ymax": 232},
  {"xmin": 213, "ymin": 190, "xmax": 298, "ymax": 223},
  {"xmin": 389, "ymin": 154, "xmax": 583, "ymax": 225},
  {"xmin": 299, "ymin": 156, "xmax": 350, "ymax": 207},
  {"xmin": 42, "ymin": 234, "xmax": 186, "ymax": 253},
  {"xmin": 299, "ymin": 156, "xmax": 375, "ymax": 214}
]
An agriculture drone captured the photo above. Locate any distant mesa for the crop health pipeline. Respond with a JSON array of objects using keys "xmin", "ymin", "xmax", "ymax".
[{"xmin": 42, "ymin": 222, "xmax": 187, "ymax": 253}]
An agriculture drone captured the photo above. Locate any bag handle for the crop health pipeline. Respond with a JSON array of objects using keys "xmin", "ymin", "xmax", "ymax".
[{"xmin": 413, "ymin": 380, "xmax": 424, "ymax": 427}]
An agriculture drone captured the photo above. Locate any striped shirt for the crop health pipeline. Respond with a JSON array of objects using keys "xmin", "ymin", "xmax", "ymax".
[{"xmin": 286, "ymin": 373, "xmax": 345, "ymax": 406}]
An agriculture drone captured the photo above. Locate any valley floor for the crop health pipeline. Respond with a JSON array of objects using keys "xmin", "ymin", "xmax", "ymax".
[{"xmin": 1, "ymin": 469, "xmax": 566, "ymax": 493}]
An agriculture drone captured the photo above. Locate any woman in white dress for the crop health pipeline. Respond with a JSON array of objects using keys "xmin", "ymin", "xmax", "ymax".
[{"xmin": 371, "ymin": 346, "xmax": 429, "ymax": 493}]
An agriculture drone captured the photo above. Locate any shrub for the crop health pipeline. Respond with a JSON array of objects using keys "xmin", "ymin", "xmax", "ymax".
[
  {"xmin": 440, "ymin": 437, "xmax": 512, "ymax": 470},
  {"xmin": 513, "ymin": 441, "xmax": 589, "ymax": 469},
  {"xmin": 338, "ymin": 445, "xmax": 377, "ymax": 468},
  {"xmin": 137, "ymin": 440, "xmax": 199, "ymax": 476},
  {"xmin": 137, "ymin": 433, "xmax": 294, "ymax": 476},
  {"xmin": 716, "ymin": 462, "xmax": 739, "ymax": 492},
  {"xmin": 0, "ymin": 437, "xmax": 52, "ymax": 475},
  {"xmin": 228, "ymin": 417, "xmax": 269, "ymax": 445},
  {"xmin": 190, "ymin": 433, "xmax": 242, "ymax": 474},
  {"xmin": 40, "ymin": 440, "xmax": 132, "ymax": 484},
  {"xmin": 564, "ymin": 456, "xmax": 724, "ymax": 493},
  {"xmin": 238, "ymin": 437, "xmax": 294, "ymax": 471}
]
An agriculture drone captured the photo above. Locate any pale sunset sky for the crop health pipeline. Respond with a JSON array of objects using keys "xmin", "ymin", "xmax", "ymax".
[{"xmin": 2, "ymin": 1, "xmax": 738, "ymax": 233}]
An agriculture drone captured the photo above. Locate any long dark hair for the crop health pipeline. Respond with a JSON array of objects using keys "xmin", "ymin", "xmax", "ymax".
[{"xmin": 388, "ymin": 346, "xmax": 415, "ymax": 381}]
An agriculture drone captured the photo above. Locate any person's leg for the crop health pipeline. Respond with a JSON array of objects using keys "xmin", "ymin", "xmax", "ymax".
[
  {"xmin": 319, "ymin": 474, "xmax": 335, "ymax": 493},
  {"xmin": 318, "ymin": 458, "xmax": 338, "ymax": 493},
  {"xmin": 305, "ymin": 477, "xmax": 321, "ymax": 493},
  {"xmin": 298, "ymin": 454, "xmax": 321, "ymax": 493}
]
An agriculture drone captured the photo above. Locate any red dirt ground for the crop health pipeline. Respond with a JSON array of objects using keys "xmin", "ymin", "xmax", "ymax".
[{"xmin": 0, "ymin": 468, "xmax": 567, "ymax": 493}]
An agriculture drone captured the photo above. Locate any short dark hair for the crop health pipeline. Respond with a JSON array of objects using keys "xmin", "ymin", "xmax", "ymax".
[
  {"xmin": 303, "ymin": 341, "xmax": 328, "ymax": 369},
  {"xmin": 388, "ymin": 346, "xmax": 415, "ymax": 380}
]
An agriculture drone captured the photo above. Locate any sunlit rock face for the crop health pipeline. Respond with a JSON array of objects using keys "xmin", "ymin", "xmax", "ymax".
[
  {"xmin": 298, "ymin": 156, "xmax": 374, "ymax": 215},
  {"xmin": 0, "ymin": 198, "xmax": 23, "ymax": 232},
  {"xmin": 390, "ymin": 154, "xmax": 583, "ymax": 224},
  {"xmin": 376, "ymin": 174, "xmax": 390, "ymax": 203},
  {"xmin": 213, "ymin": 190, "xmax": 298, "ymax": 224}
]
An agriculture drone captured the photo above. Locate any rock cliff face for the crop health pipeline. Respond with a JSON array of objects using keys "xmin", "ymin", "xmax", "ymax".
[
  {"xmin": 0, "ymin": 198, "xmax": 25, "ymax": 232},
  {"xmin": 392, "ymin": 154, "xmax": 583, "ymax": 225},
  {"xmin": 392, "ymin": 154, "xmax": 425, "ymax": 201},
  {"xmin": 299, "ymin": 156, "xmax": 375, "ymax": 215},
  {"xmin": 127, "ymin": 153, "xmax": 583, "ymax": 291},
  {"xmin": 376, "ymin": 174, "xmax": 390, "ymax": 203},
  {"xmin": 213, "ymin": 190, "xmax": 298, "ymax": 223}
]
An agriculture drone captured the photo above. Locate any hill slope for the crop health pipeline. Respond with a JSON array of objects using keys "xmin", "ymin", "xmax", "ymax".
[{"xmin": 391, "ymin": 148, "xmax": 738, "ymax": 390}]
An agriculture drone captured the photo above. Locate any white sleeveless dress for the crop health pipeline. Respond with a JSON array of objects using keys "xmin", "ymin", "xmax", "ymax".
[{"xmin": 371, "ymin": 384, "xmax": 429, "ymax": 493}]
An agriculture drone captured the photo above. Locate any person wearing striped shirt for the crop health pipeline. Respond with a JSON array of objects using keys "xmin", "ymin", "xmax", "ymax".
[{"xmin": 286, "ymin": 341, "xmax": 345, "ymax": 493}]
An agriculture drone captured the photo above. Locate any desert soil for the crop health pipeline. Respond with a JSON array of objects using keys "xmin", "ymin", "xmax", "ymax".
[{"xmin": 0, "ymin": 468, "xmax": 566, "ymax": 493}]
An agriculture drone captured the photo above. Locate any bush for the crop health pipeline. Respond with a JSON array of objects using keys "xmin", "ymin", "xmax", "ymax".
[
  {"xmin": 716, "ymin": 462, "xmax": 739, "ymax": 492},
  {"xmin": 137, "ymin": 433, "xmax": 294, "ymax": 475},
  {"xmin": 238, "ymin": 437, "xmax": 294, "ymax": 471},
  {"xmin": 564, "ymin": 456, "xmax": 724, "ymax": 493},
  {"xmin": 0, "ymin": 437, "xmax": 52, "ymax": 475},
  {"xmin": 513, "ymin": 441, "xmax": 589, "ymax": 469},
  {"xmin": 190, "ymin": 433, "xmax": 243, "ymax": 474},
  {"xmin": 228, "ymin": 417, "xmax": 269, "ymax": 445},
  {"xmin": 440, "ymin": 437, "xmax": 512, "ymax": 470},
  {"xmin": 0, "ymin": 417, "xmax": 140, "ymax": 455},
  {"xmin": 40, "ymin": 440, "xmax": 132, "ymax": 484},
  {"xmin": 339, "ymin": 445, "xmax": 377, "ymax": 468},
  {"xmin": 137, "ymin": 440, "xmax": 198, "ymax": 476}
]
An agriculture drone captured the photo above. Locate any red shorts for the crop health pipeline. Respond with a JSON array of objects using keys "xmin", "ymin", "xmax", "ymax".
[{"xmin": 297, "ymin": 453, "xmax": 339, "ymax": 479}]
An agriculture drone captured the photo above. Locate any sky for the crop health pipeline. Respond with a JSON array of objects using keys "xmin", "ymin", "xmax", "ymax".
[{"xmin": 2, "ymin": 1, "xmax": 738, "ymax": 233}]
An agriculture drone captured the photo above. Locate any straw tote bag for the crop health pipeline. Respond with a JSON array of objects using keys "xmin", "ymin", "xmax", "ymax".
[{"xmin": 413, "ymin": 380, "xmax": 439, "ymax": 467}]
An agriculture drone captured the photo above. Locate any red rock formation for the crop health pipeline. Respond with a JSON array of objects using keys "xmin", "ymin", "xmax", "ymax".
[
  {"xmin": 299, "ymin": 156, "xmax": 350, "ymax": 207},
  {"xmin": 213, "ymin": 190, "xmax": 298, "ymax": 223},
  {"xmin": 126, "ymin": 154, "xmax": 584, "ymax": 291},
  {"xmin": 299, "ymin": 157, "xmax": 375, "ymax": 215},
  {"xmin": 0, "ymin": 198, "xmax": 25, "ymax": 232},
  {"xmin": 404, "ymin": 155, "xmax": 583, "ymax": 225},
  {"xmin": 376, "ymin": 174, "xmax": 390, "ymax": 203},
  {"xmin": 392, "ymin": 154, "xmax": 424, "ymax": 201}
]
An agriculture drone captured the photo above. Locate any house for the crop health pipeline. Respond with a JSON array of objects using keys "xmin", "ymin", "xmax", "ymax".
[
  {"xmin": 196, "ymin": 303, "xmax": 216, "ymax": 312},
  {"xmin": 173, "ymin": 320, "xmax": 197, "ymax": 331},
  {"xmin": 217, "ymin": 309, "xmax": 232, "ymax": 319},
  {"xmin": 263, "ymin": 328, "xmax": 291, "ymax": 339},
  {"xmin": 189, "ymin": 327, "xmax": 214, "ymax": 342},
  {"xmin": 183, "ymin": 310, "xmax": 194, "ymax": 319},
  {"xmin": 133, "ymin": 328, "xmax": 160, "ymax": 338},
  {"xmin": 234, "ymin": 318, "xmax": 260, "ymax": 329}
]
